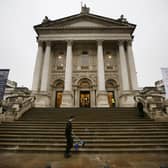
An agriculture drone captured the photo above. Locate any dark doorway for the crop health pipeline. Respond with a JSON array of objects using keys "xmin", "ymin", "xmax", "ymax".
[
  {"xmin": 80, "ymin": 91, "xmax": 90, "ymax": 108},
  {"xmin": 108, "ymin": 91, "xmax": 115, "ymax": 107},
  {"xmin": 55, "ymin": 91, "xmax": 62, "ymax": 108}
]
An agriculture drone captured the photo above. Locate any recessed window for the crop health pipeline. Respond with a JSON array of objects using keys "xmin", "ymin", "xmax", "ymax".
[
  {"xmin": 107, "ymin": 66, "xmax": 113, "ymax": 70},
  {"xmin": 81, "ymin": 66, "xmax": 88, "ymax": 70},
  {"xmin": 57, "ymin": 66, "xmax": 63, "ymax": 70},
  {"xmin": 81, "ymin": 51, "xmax": 89, "ymax": 66},
  {"xmin": 82, "ymin": 51, "xmax": 88, "ymax": 55},
  {"xmin": 106, "ymin": 51, "xmax": 112, "ymax": 59}
]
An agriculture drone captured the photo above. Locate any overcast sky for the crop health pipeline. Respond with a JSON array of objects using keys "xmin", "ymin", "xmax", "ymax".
[{"xmin": 0, "ymin": 0, "xmax": 168, "ymax": 89}]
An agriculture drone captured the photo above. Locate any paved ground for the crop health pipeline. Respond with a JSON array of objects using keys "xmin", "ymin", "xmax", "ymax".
[{"xmin": 0, "ymin": 152, "xmax": 168, "ymax": 168}]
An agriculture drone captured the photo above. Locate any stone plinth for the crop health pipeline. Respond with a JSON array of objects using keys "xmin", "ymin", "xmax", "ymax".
[
  {"xmin": 33, "ymin": 92, "xmax": 50, "ymax": 107},
  {"xmin": 119, "ymin": 92, "xmax": 136, "ymax": 107},
  {"xmin": 96, "ymin": 91, "xmax": 109, "ymax": 107},
  {"xmin": 61, "ymin": 91, "xmax": 73, "ymax": 107}
]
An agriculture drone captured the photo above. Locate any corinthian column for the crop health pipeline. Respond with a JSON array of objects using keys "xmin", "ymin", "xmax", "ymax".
[
  {"xmin": 61, "ymin": 41, "xmax": 73, "ymax": 107},
  {"xmin": 64, "ymin": 41, "xmax": 72, "ymax": 91},
  {"xmin": 118, "ymin": 41, "xmax": 136, "ymax": 107},
  {"xmin": 96, "ymin": 40, "xmax": 109, "ymax": 107},
  {"xmin": 32, "ymin": 41, "xmax": 43, "ymax": 92},
  {"xmin": 119, "ymin": 41, "xmax": 130, "ymax": 91},
  {"xmin": 127, "ymin": 40, "xmax": 138, "ymax": 90},
  {"xmin": 40, "ymin": 41, "xmax": 51, "ymax": 92},
  {"xmin": 97, "ymin": 40, "xmax": 106, "ymax": 91}
]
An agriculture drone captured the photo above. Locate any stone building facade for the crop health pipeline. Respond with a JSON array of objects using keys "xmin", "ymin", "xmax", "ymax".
[{"xmin": 32, "ymin": 6, "xmax": 138, "ymax": 108}]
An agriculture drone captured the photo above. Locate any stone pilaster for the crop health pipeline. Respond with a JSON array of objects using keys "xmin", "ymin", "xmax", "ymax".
[
  {"xmin": 96, "ymin": 40, "xmax": 109, "ymax": 107},
  {"xmin": 32, "ymin": 41, "xmax": 43, "ymax": 92},
  {"xmin": 91, "ymin": 88, "xmax": 96, "ymax": 107},
  {"xmin": 126, "ymin": 40, "xmax": 138, "ymax": 90},
  {"xmin": 40, "ymin": 41, "xmax": 51, "ymax": 92},
  {"xmin": 61, "ymin": 41, "xmax": 73, "ymax": 107},
  {"xmin": 74, "ymin": 86, "xmax": 79, "ymax": 107}
]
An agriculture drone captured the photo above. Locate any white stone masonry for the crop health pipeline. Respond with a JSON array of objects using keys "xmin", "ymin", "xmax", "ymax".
[
  {"xmin": 40, "ymin": 42, "xmax": 51, "ymax": 92},
  {"xmin": 32, "ymin": 41, "xmax": 43, "ymax": 91}
]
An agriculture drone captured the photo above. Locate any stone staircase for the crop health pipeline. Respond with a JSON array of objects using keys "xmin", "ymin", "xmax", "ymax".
[{"xmin": 0, "ymin": 107, "xmax": 168, "ymax": 153}]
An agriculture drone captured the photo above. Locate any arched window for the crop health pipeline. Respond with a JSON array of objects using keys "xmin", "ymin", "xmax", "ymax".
[
  {"xmin": 106, "ymin": 79, "xmax": 117, "ymax": 89},
  {"xmin": 55, "ymin": 80, "xmax": 64, "ymax": 89},
  {"xmin": 78, "ymin": 78, "xmax": 91, "ymax": 89}
]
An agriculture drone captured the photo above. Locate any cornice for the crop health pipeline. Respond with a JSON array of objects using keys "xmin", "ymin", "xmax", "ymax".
[
  {"xmin": 36, "ymin": 27, "xmax": 134, "ymax": 36},
  {"xmin": 38, "ymin": 33, "xmax": 132, "ymax": 41}
]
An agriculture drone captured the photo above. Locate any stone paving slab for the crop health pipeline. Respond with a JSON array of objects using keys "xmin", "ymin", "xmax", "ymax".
[{"xmin": 0, "ymin": 152, "xmax": 168, "ymax": 168}]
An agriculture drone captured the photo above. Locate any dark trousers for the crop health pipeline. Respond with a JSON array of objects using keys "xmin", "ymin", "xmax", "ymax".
[
  {"xmin": 65, "ymin": 136, "xmax": 73, "ymax": 155},
  {"xmin": 138, "ymin": 109, "xmax": 144, "ymax": 117}
]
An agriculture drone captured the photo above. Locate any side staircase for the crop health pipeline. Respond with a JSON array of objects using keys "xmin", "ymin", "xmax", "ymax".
[{"xmin": 0, "ymin": 107, "xmax": 168, "ymax": 153}]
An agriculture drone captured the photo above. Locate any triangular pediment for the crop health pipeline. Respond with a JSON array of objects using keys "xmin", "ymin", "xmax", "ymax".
[
  {"xmin": 35, "ymin": 13, "xmax": 135, "ymax": 29},
  {"xmin": 64, "ymin": 20, "xmax": 107, "ymax": 28},
  {"xmin": 34, "ymin": 12, "xmax": 136, "ymax": 35}
]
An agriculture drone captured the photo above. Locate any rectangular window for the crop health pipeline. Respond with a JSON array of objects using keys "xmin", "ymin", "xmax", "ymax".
[
  {"xmin": 57, "ymin": 66, "xmax": 63, "ymax": 70},
  {"xmin": 81, "ymin": 51, "xmax": 89, "ymax": 66}
]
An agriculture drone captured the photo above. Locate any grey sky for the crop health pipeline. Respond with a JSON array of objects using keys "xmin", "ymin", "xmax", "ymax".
[{"xmin": 0, "ymin": 0, "xmax": 168, "ymax": 89}]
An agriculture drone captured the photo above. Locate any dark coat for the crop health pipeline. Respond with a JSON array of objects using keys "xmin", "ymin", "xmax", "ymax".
[
  {"xmin": 65, "ymin": 120, "xmax": 73, "ymax": 152},
  {"xmin": 65, "ymin": 120, "xmax": 72, "ymax": 138},
  {"xmin": 137, "ymin": 102, "xmax": 143, "ymax": 111}
]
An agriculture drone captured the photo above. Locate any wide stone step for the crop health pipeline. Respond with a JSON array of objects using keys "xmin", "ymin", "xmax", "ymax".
[
  {"xmin": 0, "ymin": 134, "xmax": 168, "ymax": 139},
  {"xmin": 1, "ymin": 125, "xmax": 166, "ymax": 129},
  {"xmin": 0, "ymin": 146, "xmax": 168, "ymax": 153},
  {"xmin": 0, "ymin": 130, "xmax": 168, "ymax": 135},
  {"xmin": 1, "ymin": 125, "xmax": 168, "ymax": 130},
  {"xmin": 1, "ymin": 107, "xmax": 167, "ymax": 153},
  {"xmin": 21, "ymin": 107, "xmax": 145, "ymax": 122},
  {"xmin": 0, "ymin": 142, "xmax": 168, "ymax": 148},
  {"xmin": 26, "ymin": 107, "xmax": 137, "ymax": 111},
  {"xmin": 1, "ymin": 127, "xmax": 168, "ymax": 132},
  {"xmin": 0, "ymin": 138, "xmax": 168, "ymax": 143},
  {"xmin": 3, "ymin": 121, "xmax": 159, "ymax": 125}
]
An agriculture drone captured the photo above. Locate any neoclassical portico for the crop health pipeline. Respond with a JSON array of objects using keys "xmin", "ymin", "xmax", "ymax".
[{"xmin": 32, "ymin": 6, "xmax": 138, "ymax": 107}]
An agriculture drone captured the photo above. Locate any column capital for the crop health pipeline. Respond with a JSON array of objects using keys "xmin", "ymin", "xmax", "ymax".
[
  {"xmin": 37, "ymin": 40, "xmax": 43, "ymax": 46},
  {"xmin": 45, "ymin": 41, "xmax": 51, "ymax": 46},
  {"xmin": 126, "ymin": 40, "xmax": 133, "ymax": 46},
  {"xmin": 66, "ymin": 40, "xmax": 73, "ymax": 46},
  {"xmin": 118, "ymin": 40, "xmax": 125, "ymax": 45},
  {"xmin": 97, "ymin": 40, "xmax": 104, "ymax": 45}
]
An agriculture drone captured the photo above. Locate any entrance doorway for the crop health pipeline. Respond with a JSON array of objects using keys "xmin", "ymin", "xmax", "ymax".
[
  {"xmin": 108, "ymin": 91, "xmax": 115, "ymax": 107},
  {"xmin": 80, "ymin": 91, "xmax": 90, "ymax": 107},
  {"xmin": 55, "ymin": 91, "xmax": 62, "ymax": 107}
]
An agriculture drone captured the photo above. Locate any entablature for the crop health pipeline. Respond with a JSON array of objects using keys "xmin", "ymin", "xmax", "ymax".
[{"xmin": 38, "ymin": 33, "xmax": 131, "ymax": 41}]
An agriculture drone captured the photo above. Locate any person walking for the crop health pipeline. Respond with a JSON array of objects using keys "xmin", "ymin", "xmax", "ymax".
[
  {"xmin": 111, "ymin": 97, "xmax": 115, "ymax": 107},
  {"xmin": 64, "ymin": 115, "xmax": 75, "ymax": 158},
  {"xmin": 137, "ymin": 101, "xmax": 144, "ymax": 117}
]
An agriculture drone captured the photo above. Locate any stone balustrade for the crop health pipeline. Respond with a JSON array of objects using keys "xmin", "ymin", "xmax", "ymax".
[
  {"xmin": 0, "ymin": 96, "xmax": 35, "ymax": 123},
  {"xmin": 135, "ymin": 94, "xmax": 168, "ymax": 121}
]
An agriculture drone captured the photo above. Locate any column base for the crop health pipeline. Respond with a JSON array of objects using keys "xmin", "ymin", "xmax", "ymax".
[
  {"xmin": 32, "ymin": 92, "xmax": 51, "ymax": 107},
  {"xmin": 61, "ymin": 91, "xmax": 74, "ymax": 107},
  {"xmin": 119, "ymin": 91, "xmax": 136, "ymax": 107},
  {"xmin": 96, "ymin": 91, "xmax": 109, "ymax": 107}
]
